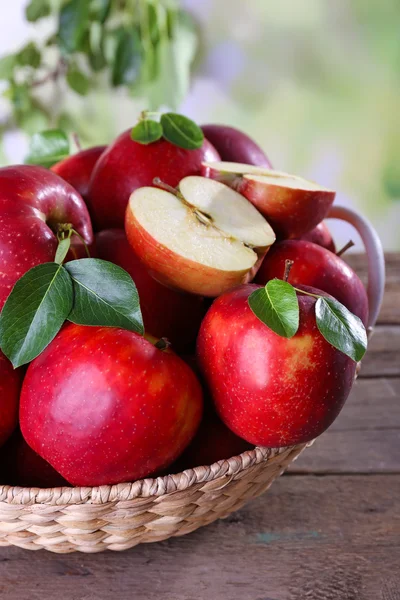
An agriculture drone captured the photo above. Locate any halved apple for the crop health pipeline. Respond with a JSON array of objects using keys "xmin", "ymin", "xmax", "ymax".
[
  {"xmin": 125, "ymin": 176, "xmax": 275, "ymax": 297},
  {"xmin": 202, "ymin": 161, "xmax": 336, "ymax": 239}
]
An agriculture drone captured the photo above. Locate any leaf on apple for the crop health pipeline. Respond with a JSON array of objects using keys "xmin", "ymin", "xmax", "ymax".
[
  {"xmin": 65, "ymin": 259, "xmax": 144, "ymax": 335},
  {"xmin": 248, "ymin": 279, "xmax": 299, "ymax": 338},
  {"xmin": 0, "ymin": 263, "xmax": 73, "ymax": 368},
  {"xmin": 54, "ymin": 237, "xmax": 71, "ymax": 265},
  {"xmin": 25, "ymin": 129, "xmax": 70, "ymax": 168},
  {"xmin": 315, "ymin": 297, "xmax": 367, "ymax": 362},
  {"xmin": 160, "ymin": 112, "xmax": 204, "ymax": 150},
  {"xmin": 131, "ymin": 119, "xmax": 163, "ymax": 144}
]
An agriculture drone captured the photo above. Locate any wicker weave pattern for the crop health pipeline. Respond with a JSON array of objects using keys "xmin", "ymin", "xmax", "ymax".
[{"xmin": 0, "ymin": 443, "xmax": 306, "ymax": 553}]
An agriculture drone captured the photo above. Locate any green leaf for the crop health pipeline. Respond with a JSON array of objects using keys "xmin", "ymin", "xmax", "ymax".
[
  {"xmin": 55, "ymin": 238, "xmax": 71, "ymax": 265},
  {"xmin": 112, "ymin": 28, "xmax": 142, "ymax": 87},
  {"xmin": 0, "ymin": 54, "xmax": 16, "ymax": 80},
  {"xmin": 65, "ymin": 259, "xmax": 144, "ymax": 335},
  {"xmin": 25, "ymin": 129, "xmax": 70, "ymax": 168},
  {"xmin": 58, "ymin": 0, "xmax": 90, "ymax": 55},
  {"xmin": 90, "ymin": 0, "xmax": 111, "ymax": 23},
  {"xmin": 11, "ymin": 84, "xmax": 32, "ymax": 113},
  {"xmin": 25, "ymin": 0, "xmax": 51, "ymax": 22},
  {"xmin": 17, "ymin": 43, "xmax": 41, "ymax": 68},
  {"xmin": 16, "ymin": 105, "xmax": 49, "ymax": 135},
  {"xmin": 0, "ymin": 263, "xmax": 73, "ymax": 368},
  {"xmin": 131, "ymin": 119, "xmax": 163, "ymax": 144},
  {"xmin": 66, "ymin": 65, "xmax": 90, "ymax": 96},
  {"xmin": 249, "ymin": 279, "xmax": 300, "ymax": 338},
  {"xmin": 315, "ymin": 297, "xmax": 368, "ymax": 362},
  {"xmin": 89, "ymin": 21, "xmax": 106, "ymax": 71},
  {"xmin": 161, "ymin": 113, "xmax": 204, "ymax": 150}
]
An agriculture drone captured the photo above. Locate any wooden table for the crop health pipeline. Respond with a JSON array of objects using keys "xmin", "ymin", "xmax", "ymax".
[{"xmin": 1, "ymin": 253, "xmax": 399, "ymax": 600}]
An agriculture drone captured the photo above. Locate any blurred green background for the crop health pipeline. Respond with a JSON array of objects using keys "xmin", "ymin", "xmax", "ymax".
[{"xmin": 0, "ymin": 0, "xmax": 399, "ymax": 250}]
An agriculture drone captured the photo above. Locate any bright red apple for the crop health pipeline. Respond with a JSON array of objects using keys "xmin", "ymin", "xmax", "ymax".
[
  {"xmin": 0, "ymin": 351, "xmax": 22, "ymax": 448},
  {"xmin": 255, "ymin": 240, "xmax": 368, "ymax": 325},
  {"xmin": 96, "ymin": 229, "xmax": 206, "ymax": 352},
  {"xmin": 51, "ymin": 145, "xmax": 106, "ymax": 200},
  {"xmin": 201, "ymin": 124, "xmax": 272, "ymax": 167},
  {"xmin": 88, "ymin": 130, "xmax": 220, "ymax": 230},
  {"xmin": 0, "ymin": 166, "xmax": 93, "ymax": 309},
  {"xmin": 298, "ymin": 221, "xmax": 335, "ymax": 252},
  {"xmin": 197, "ymin": 284, "xmax": 357, "ymax": 447},
  {"xmin": 202, "ymin": 161, "xmax": 335, "ymax": 239},
  {"xmin": 20, "ymin": 324, "xmax": 203, "ymax": 486},
  {"xmin": 125, "ymin": 176, "xmax": 275, "ymax": 297}
]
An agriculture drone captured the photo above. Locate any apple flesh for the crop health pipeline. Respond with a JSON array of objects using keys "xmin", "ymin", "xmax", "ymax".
[
  {"xmin": 126, "ymin": 176, "xmax": 275, "ymax": 297},
  {"xmin": 0, "ymin": 166, "xmax": 93, "ymax": 309},
  {"xmin": 255, "ymin": 240, "xmax": 368, "ymax": 325},
  {"xmin": 20, "ymin": 324, "xmax": 203, "ymax": 486},
  {"xmin": 88, "ymin": 130, "xmax": 220, "ymax": 230},
  {"xmin": 298, "ymin": 221, "xmax": 335, "ymax": 252},
  {"xmin": 197, "ymin": 284, "xmax": 357, "ymax": 447},
  {"xmin": 0, "ymin": 352, "xmax": 22, "ymax": 448},
  {"xmin": 51, "ymin": 145, "xmax": 106, "ymax": 200},
  {"xmin": 202, "ymin": 161, "xmax": 335, "ymax": 239},
  {"xmin": 201, "ymin": 124, "xmax": 272, "ymax": 167},
  {"xmin": 96, "ymin": 229, "xmax": 207, "ymax": 352}
]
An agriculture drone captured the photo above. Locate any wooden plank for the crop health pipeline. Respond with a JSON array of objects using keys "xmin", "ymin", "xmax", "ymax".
[
  {"xmin": 0, "ymin": 475, "xmax": 398, "ymax": 600},
  {"xmin": 360, "ymin": 325, "xmax": 400, "ymax": 378},
  {"xmin": 292, "ymin": 377, "xmax": 400, "ymax": 473},
  {"xmin": 345, "ymin": 252, "xmax": 400, "ymax": 325}
]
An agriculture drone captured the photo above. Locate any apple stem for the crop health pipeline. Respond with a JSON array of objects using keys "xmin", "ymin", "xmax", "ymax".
[
  {"xmin": 283, "ymin": 259, "xmax": 294, "ymax": 282},
  {"xmin": 154, "ymin": 337, "xmax": 171, "ymax": 351},
  {"xmin": 153, "ymin": 178, "xmax": 181, "ymax": 198},
  {"xmin": 336, "ymin": 240, "xmax": 355, "ymax": 257},
  {"xmin": 72, "ymin": 132, "xmax": 82, "ymax": 152}
]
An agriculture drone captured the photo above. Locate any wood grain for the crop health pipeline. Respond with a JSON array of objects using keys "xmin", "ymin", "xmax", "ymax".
[{"xmin": 0, "ymin": 476, "xmax": 398, "ymax": 600}]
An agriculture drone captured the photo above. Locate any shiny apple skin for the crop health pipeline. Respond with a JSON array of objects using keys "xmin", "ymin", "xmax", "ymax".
[
  {"xmin": 0, "ymin": 166, "xmax": 93, "ymax": 309},
  {"xmin": 298, "ymin": 222, "xmax": 335, "ymax": 252},
  {"xmin": 96, "ymin": 229, "xmax": 206, "ymax": 352},
  {"xmin": 201, "ymin": 124, "xmax": 272, "ymax": 167},
  {"xmin": 0, "ymin": 352, "xmax": 22, "ymax": 448},
  {"xmin": 52, "ymin": 145, "xmax": 106, "ymax": 200},
  {"xmin": 20, "ymin": 324, "xmax": 203, "ymax": 486},
  {"xmin": 197, "ymin": 284, "xmax": 357, "ymax": 447},
  {"xmin": 255, "ymin": 240, "xmax": 368, "ymax": 325},
  {"xmin": 88, "ymin": 131, "xmax": 220, "ymax": 230}
]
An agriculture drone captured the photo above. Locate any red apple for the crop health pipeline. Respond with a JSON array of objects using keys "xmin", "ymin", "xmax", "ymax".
[
  {"xmin": 96, "ymin": 229, "xmax": 206, "ymax": 352},
  {"xmin": 201, "ymin": 124, "xmax": 272, "ymax": 167},
  {"xmin": 88, "ymin": 130, "xmax": 220, "ymax": 230},
  {"xmin": 298, "ymin": 221, "xmax": 335, "ymax": 252},
  {"xmin": 51, "ymin": 145, "xmax": 106, "ymax": 200},
  {"xmin": 125, "ymin": 176, "xmax": 275, "ymax": 297},
  {"xmin": 255, "ymin": 240, "xmax": 368, "ymax": 325},
  {"xmin": 0, "ymin": 431, "xmax": 68, "ymax": 488},
  {"xmin": 202, "ymin": 161, "xmax": 335, "ymax": 239},
  {"xmin": 0, "ymin": 166, "xmax": 93, "ymax": 309},
  {"xmin": 20, "ymin": 324, "xmax": 203, "ymax": 486},
  {"xmin": 197, "ymin": 284, "xmax": 357, "ymax": 447},
  {"xmin": 0, "ymin": 351, "xmax": 22, "ymax": 448}
]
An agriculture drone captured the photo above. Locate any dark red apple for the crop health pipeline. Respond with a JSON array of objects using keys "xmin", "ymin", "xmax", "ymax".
[
  {"xmin": 0, "ymin": 166, "xmax": 93, "ymax": 309},
  {"xmin": 197, "ymin": 284, "xmax": 357, "ymax": 447},
  {"xmin": 88, "ymin": 130, "xmax": 220, "ymax": 230},
  {"xmin": 20, "ymin": 324, "xmax": 203, "ymax": 486},
  {"xmin": 298, "ymin": 222, "xmax": 335, "ymax": 252},
  {"xmin": 201, "ymin": 124, "xmax": 272, "ymax": 167},
  {"xmin": 0, "ymin": 431, "xmax": 68, "ymax": 488},
  {"xmin": 0, "ymin": 352, "xmax": 22, "ymax": 448},
  {"xmin": 51, "ymin": 145, "xmax": 106, "ymax": 200},
  {"xmin": 96, "ymin": 229, "xmax": 206, "ymax": 352},
  {"xmin": 255, "ymin": 240, "xmax": 368, "ymax": 326}
]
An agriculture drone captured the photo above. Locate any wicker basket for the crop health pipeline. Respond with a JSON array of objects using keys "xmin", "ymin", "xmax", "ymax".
[
  {"xmin": 0, "ymin": 444, "xmax": 307, "ymax": 553},
  {"xmin": 0, "ymin": 205, "xmax": 385, "ymax": 553}
]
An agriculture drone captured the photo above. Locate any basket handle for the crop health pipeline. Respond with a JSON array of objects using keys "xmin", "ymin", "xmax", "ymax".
[{"xmin": 327, "ymin": 205, "xmax": 385, "ymax": 331}]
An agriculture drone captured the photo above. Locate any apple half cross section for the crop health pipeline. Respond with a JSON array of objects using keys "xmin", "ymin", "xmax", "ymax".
[
  {"xmin": 202, "ymin": 161, "xmax": 336, "ymax": 239},
  {"xmin": 126, "ymin": 176, "xmax": 276, "ymax": 297}
]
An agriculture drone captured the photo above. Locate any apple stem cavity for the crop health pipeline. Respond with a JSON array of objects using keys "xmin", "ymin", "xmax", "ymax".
[
  {"xmin": 283, "ymin": 259, "xmax": 294, "ymax": 282},
  {"xmin": 336, "ymin": 240, "xmax": 355, "ymax": 257},
  {"xmin": 154, "ymin": 337, "xmax": 172, "ymax": 351}
]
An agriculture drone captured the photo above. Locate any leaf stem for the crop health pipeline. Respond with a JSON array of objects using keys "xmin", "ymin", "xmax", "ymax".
[
  {"xmin": 70, "ymin": 229, "xmax": 91, "ymax": 258},
  {"xmin": 293, "ymin": 287, "xmax": 321, "ymax": 300}
]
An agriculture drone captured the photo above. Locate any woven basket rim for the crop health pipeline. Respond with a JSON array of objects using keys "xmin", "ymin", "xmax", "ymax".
[{"xmin": 0, "ymin": 443, "xmax": 305, "ymax": 506}]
